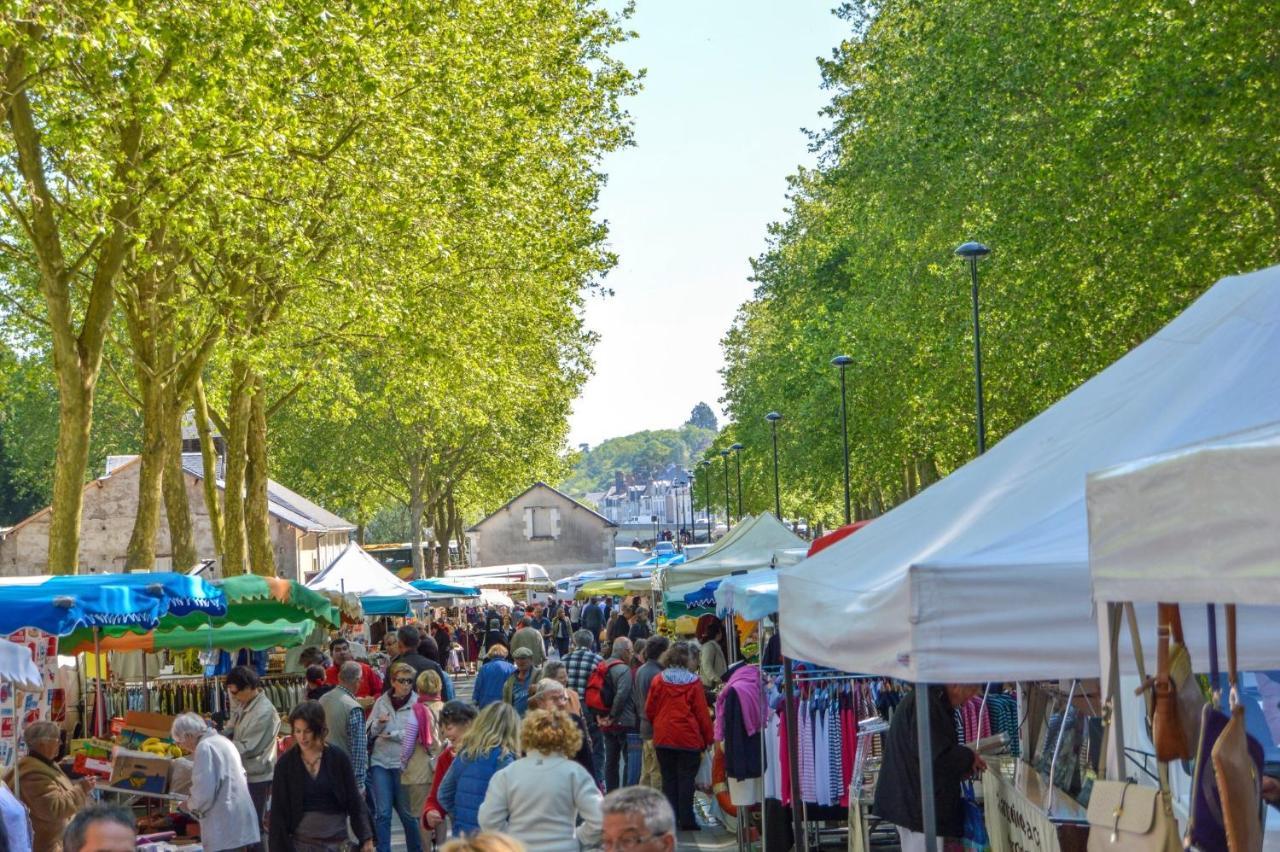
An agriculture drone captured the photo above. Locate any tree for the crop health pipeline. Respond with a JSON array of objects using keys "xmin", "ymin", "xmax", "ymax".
[
  {"xmin": 718, "ymin": 0, "xmax": 1280, "ymax": 527},
  {"xmin": 686, "ymin": 402, "xmax": 719, "ymax": 432}
]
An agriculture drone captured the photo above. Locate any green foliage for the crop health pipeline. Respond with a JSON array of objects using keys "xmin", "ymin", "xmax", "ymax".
[
  {"xmin": 685, "ymin": 402, "xmax": 719, "ymax": 431},
  {"xmin": 560, "ymin": 424, "xmax": 715, "ymax": 498},
  {"xmin": 720, "ymin": 0, "xmax": 1280, "ymax": 527}
]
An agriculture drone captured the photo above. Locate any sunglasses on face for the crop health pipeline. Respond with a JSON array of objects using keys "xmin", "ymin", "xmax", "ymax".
[{"xmin": 395, "ymin": 678, "xmax": 414, "ymax": 685}]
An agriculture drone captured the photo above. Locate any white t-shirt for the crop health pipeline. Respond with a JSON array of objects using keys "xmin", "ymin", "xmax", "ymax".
[{"xmin": 0, "ymin": 782, "xmax": 32, "ymax": 852}]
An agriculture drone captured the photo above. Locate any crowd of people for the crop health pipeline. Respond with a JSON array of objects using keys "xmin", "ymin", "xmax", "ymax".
[{"xmin": 0, "ymin": 595, "xmax": 738, "ymax": 851}]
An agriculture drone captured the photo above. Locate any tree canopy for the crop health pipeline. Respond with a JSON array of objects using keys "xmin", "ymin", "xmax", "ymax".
[
  {"xmin": 718, "ymin": 0, "xmax": 1280, "ymax": 528},
  {"xmin": 0, "ymin": 1, "xmax": 637, "ymax": 574}
]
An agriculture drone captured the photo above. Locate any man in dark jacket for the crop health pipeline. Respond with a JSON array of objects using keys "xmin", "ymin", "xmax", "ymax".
[
  {"xmin": 599, "ymin": 637, "xmax": 637, "ymax": 793},
  {"xmin": 580, "ymin": 598, "xmax": 605, "ymax": 645},
  {"xmin": 872, "ymin": 684, "xmax": 984, "ymax": 850},
  {"xmin": 633, "ymin": 635, "xmax": 668, "ymax": 790}
]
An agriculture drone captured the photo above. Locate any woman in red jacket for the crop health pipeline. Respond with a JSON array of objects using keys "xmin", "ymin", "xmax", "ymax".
[{"xmin": 644, "ymin": 641, "xmax": 714, "ymax": 831}]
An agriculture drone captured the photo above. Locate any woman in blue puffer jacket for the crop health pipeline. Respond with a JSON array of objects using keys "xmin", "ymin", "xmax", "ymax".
[{"xmin": 436, "ymin": 702, "xmax": 520, "ymax": 836}]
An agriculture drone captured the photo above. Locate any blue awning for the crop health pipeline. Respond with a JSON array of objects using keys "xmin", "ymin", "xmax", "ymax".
[
  {"xmin": 682, "ymin": 580, "xmax": 721, "ymax": 610},
  {"xmin": 0, "ymin": 573, "xmax": 226, "ymax": 636},
  {"xmin": 410, "ymin": 579, "xmax": 481, "ymax": 597}
]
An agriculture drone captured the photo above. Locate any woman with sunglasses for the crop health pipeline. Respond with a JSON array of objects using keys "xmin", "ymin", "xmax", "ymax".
[{"xmin": 367, "ymin": 662, "xmax": 422, "ymax": 852}]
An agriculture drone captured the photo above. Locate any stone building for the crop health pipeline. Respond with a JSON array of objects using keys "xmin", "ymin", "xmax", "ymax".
[
  {"xmin": 466, "ymin": 482, "xmax": 616, "ymax": 581},
  {"xmin": 0, "ymin": 455, "xmax": 354, "ymax": 580}
]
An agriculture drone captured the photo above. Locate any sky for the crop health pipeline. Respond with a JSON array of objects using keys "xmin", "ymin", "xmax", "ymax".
[{"xmin": 567, "ymin": 2, "xmax": 849, "ymax": 449}]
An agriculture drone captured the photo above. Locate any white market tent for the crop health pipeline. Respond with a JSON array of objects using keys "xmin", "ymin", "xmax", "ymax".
[
  {"xmin": 780, "ymin": 264, "xmax": 1280, "ymax": 683},
  {"xmin": 307, "ymin": 542, "xmax": 430, "ymax": 615},
  {"xmin": 0, "ymin": 639, "xmax": 41, "ymax": 693},
  {"xmin": 663, "ymin": 512, "xmax": 806, "ymax": 586},
  {"xmin": 714, "ymin": 566, "xmax": 783, "ymax": 622},
  {"xmin": 1087, "ymin": 420, "xmax": 1280, "ymax": 673}
]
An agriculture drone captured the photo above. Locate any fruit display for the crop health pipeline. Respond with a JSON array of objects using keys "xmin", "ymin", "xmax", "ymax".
[{"xmin": 140, "ymin": 737, "xmax": 184, "ymax": 758}]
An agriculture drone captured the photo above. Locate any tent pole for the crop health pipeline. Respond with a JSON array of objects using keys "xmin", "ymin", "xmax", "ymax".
[
  {"xmin": 918, "ymin": 681, "xmax": 937, "ymax": 850},
  {"xmin": 141, "ymin": 650, "xmax": 149, "ymax": 712},
  {"xmin": 782, "ymin": 656, "xmax": 806, "ymax": 851},
  {"xmin": 92, "ymin": 627, "xmax": 103, "ymax": 738},
  {"xmin": 758, "ymin": 620, "xmax": 767, "ymax": 850}
]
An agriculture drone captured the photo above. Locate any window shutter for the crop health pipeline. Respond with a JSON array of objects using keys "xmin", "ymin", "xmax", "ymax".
[
  {"xmin": 551, "ymin": 508, "xmax": 561, "ymax": 539},
  {"xmin": 524, "ymin": 508, "xmax": 534, "ymax": 540}
]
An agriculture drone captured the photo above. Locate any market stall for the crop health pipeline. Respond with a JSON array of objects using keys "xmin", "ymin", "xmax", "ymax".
[
  {"xmin": 307, "ymin": 541, "xmax": 430, "ymax": 616},
  {"xmin": 1088, "ymin": 420, "xmax": 1280, "ymax": 849},
  {"xmin": 777, "ymin": 264, "xmax": 1280, "ymax": 847},
  {"xmin": 661, "ymin": 512, "xmax": 805, "ymax": 588}
]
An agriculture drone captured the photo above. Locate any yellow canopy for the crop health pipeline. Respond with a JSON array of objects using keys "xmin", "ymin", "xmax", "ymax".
[{"xmin": 575, "ymin": 579, "xmax": 631, "ymax": 600}]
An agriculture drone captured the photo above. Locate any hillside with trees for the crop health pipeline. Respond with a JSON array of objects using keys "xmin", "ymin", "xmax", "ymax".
[{"xmin": 561, "ymin": 404, "xmax": 718, "ymax": 499}]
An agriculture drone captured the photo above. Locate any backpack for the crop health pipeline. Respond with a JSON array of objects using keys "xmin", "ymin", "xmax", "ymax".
[{"xmin": 585, "ymin": 658, "xmax": 625, "ymax": 714}]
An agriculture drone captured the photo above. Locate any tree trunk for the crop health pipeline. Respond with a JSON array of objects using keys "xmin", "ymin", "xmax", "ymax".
[
  {"xmin": 221, "ymin": 362, "xmax": 253, "ymax": 575},
  {"xmin": 246, "ymin": 375, "xmax": 274, "ymax": 576},
  {"xmin": 163, "ymin": 404, "xmax": 197, "ymax": 570},
  {"xmin": 408, "ymin": 489, "xmax": 427, "ymax": 580},
  {"xmin": 432, "ymin": 497, "xmax": 450, "ymax": 575},
  {"xmin": 125, "ymin": 375, "xmax": 166, "ymax": 571},
  {"xmin": 191, "ymin": 377, "xmax": 223, "ymax": 558},
  {"xmin": 46, "ymin": 381, "xmax": 93, "ymax": 574}
]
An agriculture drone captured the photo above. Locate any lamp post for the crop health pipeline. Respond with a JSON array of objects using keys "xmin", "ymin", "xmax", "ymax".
[
  {"xmin": 730, "ymin": 443, "xmax": 743, "ymax": 519},
  {"xmin": 699, "ymin": 459, "xmax": 713, "ymax": 542},
  {"xmin": 765, "ymin": 412, "xmax": 782, "ymax": 519},
  {"xmin": 831, "ymin": 354, "xmax": 854, "ymax": 525},
  {"xmin": 719, "ymin": 449, "xmax": 732, "ymax": 528},
  {"xmin": 686, "ymin": 471, "xmax": 695, "ymax": 545},
  {"xmin": 954, "ymin": 241, "xmax": 991, "ymax": 455}
]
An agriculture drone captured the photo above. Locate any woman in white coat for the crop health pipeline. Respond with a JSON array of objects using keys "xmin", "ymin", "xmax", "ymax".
[
  {"xmin": 478, "ymin": 709, "xmax": 602, "ymax": 851},
  {"xmin": 171, "ymin": 712, "xmax": 261, "ymax": 852}
]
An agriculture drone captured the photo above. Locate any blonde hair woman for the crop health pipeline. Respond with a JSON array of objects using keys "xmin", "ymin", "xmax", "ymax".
[
  {"xmin": 368, "ymin": 661, "xmax": 420, "ymax": 852},
  {"xmin": 401, "ymin": 668, "xmax": 445, "ymax": 850},
  {"xmin": 436, "ymin": 703, "xmax": 520, "ymax": 837},
  {"xmin": 478, "ymin": 709, "xmax": 603, "ymax": 851},
  {"xmin": 439, "ymin": 832, "xmax": 526, "ymax": 852}
]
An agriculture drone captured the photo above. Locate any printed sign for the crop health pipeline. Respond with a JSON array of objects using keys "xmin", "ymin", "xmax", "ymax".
[{"xmin": 983, "ymin": 767, "xmax": 1062, "ymax": 852}]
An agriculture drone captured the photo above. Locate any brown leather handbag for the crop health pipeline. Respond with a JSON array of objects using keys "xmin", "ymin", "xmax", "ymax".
[{"xmin": 1211, "ymin": 605, "xmax": 1264, "ymax": 852}]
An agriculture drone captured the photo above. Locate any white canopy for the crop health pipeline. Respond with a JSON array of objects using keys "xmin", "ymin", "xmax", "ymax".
[
  {"xmin": 1090, "ymin": 420, "xmax": 1280, "ymax": 607},
  {"xmin": 780, "ymin": 264, "xmax": 1280, "ymax": 682},
  {"xmin": 663, "ymin": 513, "xmax": 805, "ymax": 586},
  {"xmin": 714, "ymin": 567, "xmax": 781, "ymax": 621},
  {"xmin": 307, "ymin": 543, "xmax": 430, "ymax": 601},
  {"xmin": 0, "ymin": 640, "xmax": 41, "ymax": 692}
]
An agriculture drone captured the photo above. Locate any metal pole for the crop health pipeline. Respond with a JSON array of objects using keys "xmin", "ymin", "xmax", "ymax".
[
  {"xmin": 917, "ymin": 682, "xmax": 937, "ymax": 850},
  {"xmin": 839, "ymin": 364, "xmax": 852, "ymax": 525},
  {"xmin": 704, "ymin": 465, "xmax": 714, "ymax": 540},
  {"xmin": 734, "ymin": 450, "xmax": 743, "ymax": 519},
  {"xmin": 769, "ymin": 419, "xmax": 782, "ymax": 519},
  {"xmin": 969, "ymin": 257, "xmax": 986, "ymax": 456},
  {"xmin": 783, "ymin": 656, "xmax": 806, "ymax": 851},
  {"xmin": 758, "ymin": 620, "xmax": 768, "ymax": 848},
  {"xmin": 92, "ymin": 627, "xmax": 103, "ymax": 738},
  {"xmin": 722, "ymin": 452, "xmax": 732, "ymax": 529}
]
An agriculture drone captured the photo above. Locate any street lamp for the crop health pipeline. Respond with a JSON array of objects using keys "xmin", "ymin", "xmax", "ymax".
[
  {"xmin": 954, "ymin": 241, "xmax": 991, "ymax": 455},
  {"xmin": 685, "ymin": 470, "xmax": 695, "ymax": 545},
  {"xmin": 699, "ymin": 459, "xmax": 713, "ymax": 542},
  {"xmin": 730, "ymin": 443, "xmax": 743, "ymax": 519},
  {"xmin": 719, "ymin": 449, "xmax": 732, "ymax": 528},
  {"xmin": 765, "ymin": 412, "xmax": 782, "ymax": 519},
  {"xmin": 831, "ymin": 354, "xmax": 854, "ymax": 525}
]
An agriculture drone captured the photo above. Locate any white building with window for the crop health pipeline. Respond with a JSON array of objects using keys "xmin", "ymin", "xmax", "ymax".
[{"xmin": 465, "ymin": 482, "xmax": 617, "ymax": 581}]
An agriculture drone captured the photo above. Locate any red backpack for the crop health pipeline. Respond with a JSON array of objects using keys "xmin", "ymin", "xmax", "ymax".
[{"xmin": 585, "ymin": 658, "xmax": 626, "ymax": 714}]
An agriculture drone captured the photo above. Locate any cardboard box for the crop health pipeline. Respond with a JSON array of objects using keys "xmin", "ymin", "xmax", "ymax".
[
  {"xmin": 117, "ymin": 711, "xmax": 177, "ymax": 749},
  {"xmin": 110, "ymin": 748, "xmax": 170, "ymax": 795}
]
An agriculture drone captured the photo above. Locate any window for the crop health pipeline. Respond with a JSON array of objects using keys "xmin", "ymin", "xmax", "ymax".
[{"xmin": 524, "ymin": 506, "xmax": 560, "ymax": 540}]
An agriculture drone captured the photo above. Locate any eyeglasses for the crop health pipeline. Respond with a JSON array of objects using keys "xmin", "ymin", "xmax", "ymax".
[
  {"xmin": 601, "ymin": 833, "xmax": 664, "ymax": 851},
  {"xmin": 395, "ymin": 678, "xmax": 414, "ymax": 685}
]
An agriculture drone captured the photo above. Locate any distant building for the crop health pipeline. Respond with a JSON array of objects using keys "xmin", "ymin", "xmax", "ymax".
[
  {"xmin": 597, "ymin": 464, "xmax": 695, "ymax": 526},
  {"xmin": 466, "ymin": 482, "xmax": 616, "ymax": 581},
  {"xmin": 0, "ymin": 452, "xmax": 353, "ymax": 581}
]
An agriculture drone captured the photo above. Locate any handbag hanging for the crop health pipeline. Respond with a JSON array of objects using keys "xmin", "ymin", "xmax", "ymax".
[
  {"xmin": 1186, "ymin": 603, "xmax": 1231, "ymax": 852},
  {"xmin": 1137, "ymin": 603, "xmax": 1205, "ymax": 761},
  {"xmin": 1088, "ymin": 605, "xmax": 1181, "ymax": 852},
  {"xmin": 1210, "ymin": 605, "xmax": 1265, "ymax": 852}
]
